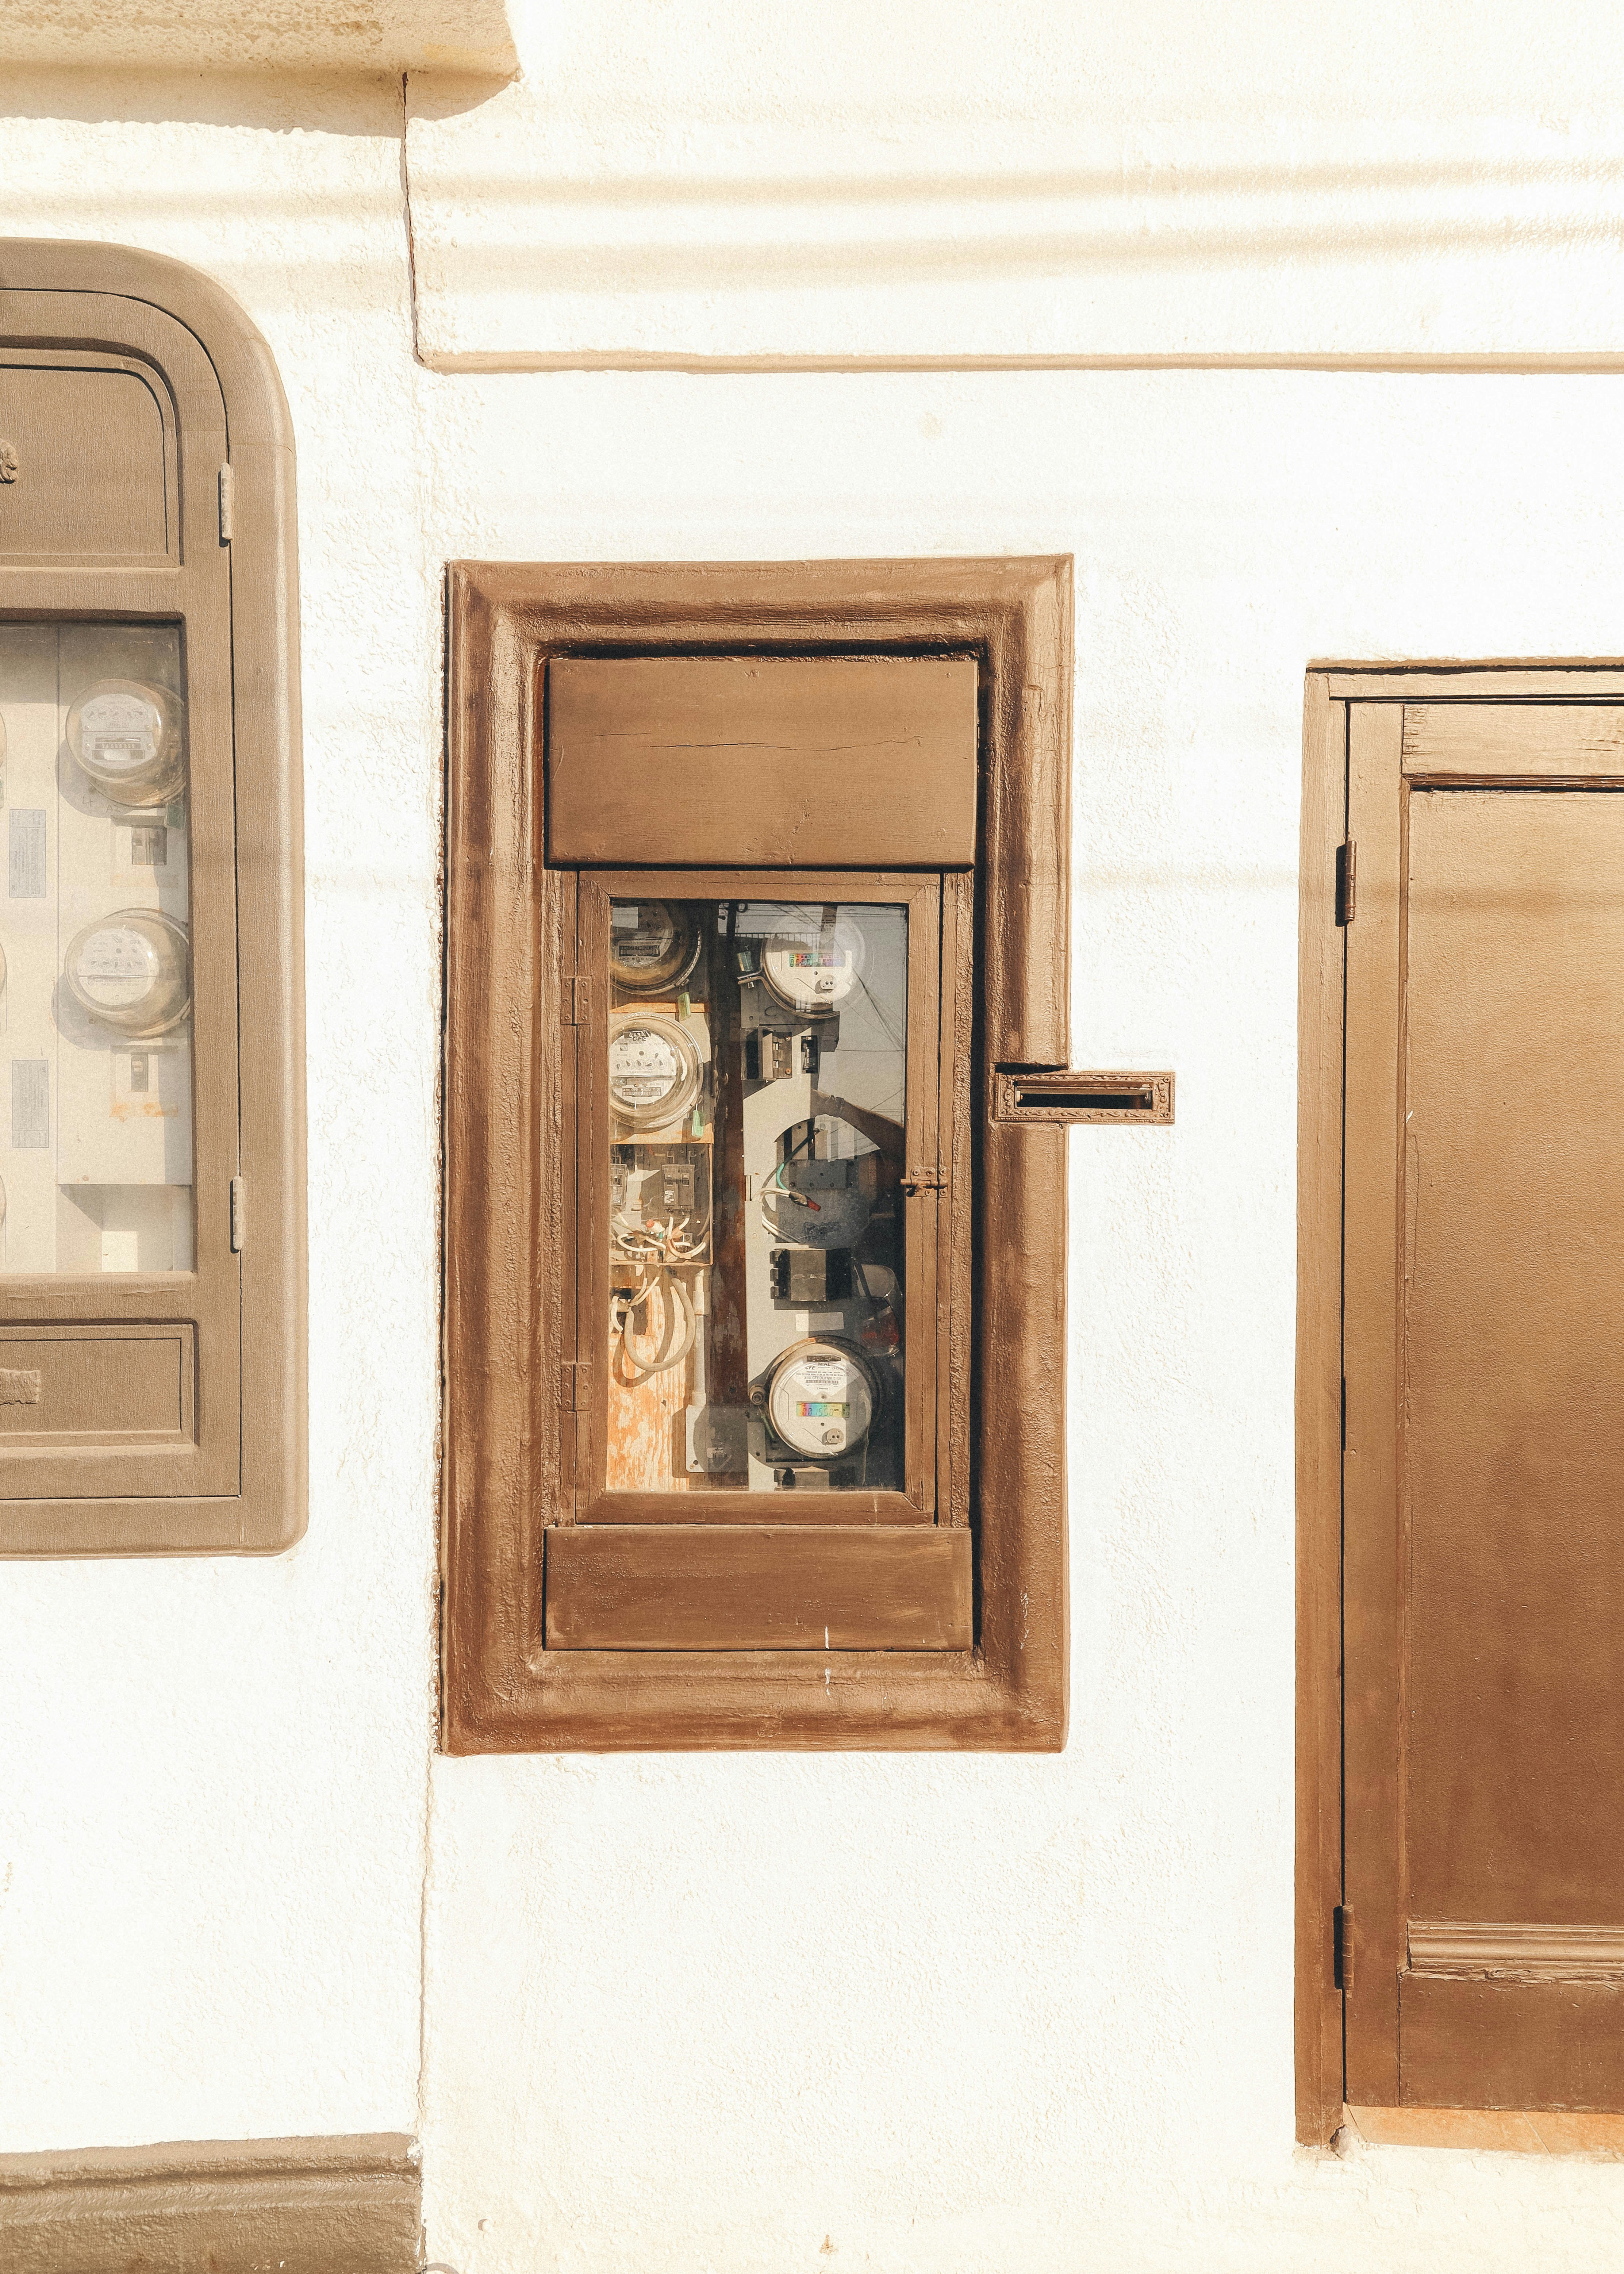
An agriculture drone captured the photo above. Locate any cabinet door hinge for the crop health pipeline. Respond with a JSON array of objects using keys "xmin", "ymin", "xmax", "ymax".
[
  {"xmin": 1336, "ymin": 840, "xmax": 1357, "ymax": 926},
  {"xmin": 218, "ymin": 463, "xmax": 234, "ymax": 544},
  {"xmin": 1333, "ymin": 1903, "xmax": 1354, "ymax": 1991},
  {"xmin": 230, "ymin": 1175, "xmax": 245, "ymax": 1253},
  {"xmin": 559, "ymin": 1360, "xmax": 587, "ymax": 1409},
  {"xmin": 567, "ymin": 977, "xmax": 587, "ymax": 1026}
]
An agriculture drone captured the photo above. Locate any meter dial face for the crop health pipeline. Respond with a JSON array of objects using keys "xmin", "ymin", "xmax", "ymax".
[
  {"xmin": 62, "ymin": 909, "xmax": 191, "ymax": 1036},
  {"xmin": 610, "ymin": 899, "xmax": 702, "ymax": 996},
  {"xmin": 65, "ymin": 679, "xmax": 185, "ymax": 808},
  {"xmin": 760, "ymin": 916, "xmax": 864, "ymax": 1016},
  {"xmin": 767, "ymin": 1339, "xmax": 878, "ymax": 1461},
  {"xmin": 608, "ymin": 1011, "xmax": 703, "ymax": 1131}
]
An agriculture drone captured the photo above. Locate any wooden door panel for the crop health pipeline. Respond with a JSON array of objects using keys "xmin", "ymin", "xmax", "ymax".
[
  {"xmin": 1405, "ymin": 791, "xmax": 1624, "ymax": 1929},
  {"xmin": 1401, "ymin": 1977, "xmax": 1624, "ymax": 2111},
  {"xmin": 1344, "ymin": 704, "xmax": 1624, "ymax": 2112}
]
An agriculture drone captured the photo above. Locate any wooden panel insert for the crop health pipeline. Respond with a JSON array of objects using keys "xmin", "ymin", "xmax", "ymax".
[
  {"xmin": 547, "ymin": 656, "xmax": 979, "ymax": 868},
  {"xmin": 0, "ymin": 1323, "xmax": 192, "ymax": 1441},
  {"xmin": 545, "ymin": 1523, "xmax": 972, "ymax": 1650},
  {"xmin": 0, "ymin": 363, "xmax": 171, "ymax": 564},
  {"xmin": 1404, "ymin": 702, "xmax": 1624, "ymax": 778}
]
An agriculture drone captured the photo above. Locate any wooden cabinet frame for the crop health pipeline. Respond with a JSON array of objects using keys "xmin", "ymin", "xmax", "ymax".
[
  {"xmin": 1294, "ymin": 660, "xmax": 1624, "ymax": 2140},
  {"xmin": 0, "ymin": 239, "xmax": 305, "ymax": 1554},
  {"xmin": 442, "ymin": 557, "xmax": 1071, "ymax": 1750}
]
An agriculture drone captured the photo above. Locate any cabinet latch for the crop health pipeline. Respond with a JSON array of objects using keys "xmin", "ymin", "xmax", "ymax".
[{"xmin": 900, "ymin": 1165, "xmax": 946, "ymax": 1196}]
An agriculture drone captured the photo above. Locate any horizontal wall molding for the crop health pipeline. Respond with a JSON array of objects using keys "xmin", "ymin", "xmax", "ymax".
[
  {"xmin": 1409, "ymin": 1922, "xmax": 1624, "ymax": 1980},
  {"xmin": 1, "ymin": 0, "xmax": 515, "ymax": 75},
  {"xmin": 404, "ymin": 80, "xmax": 1624, "ymax": 369},
  {"xmin": 0, "ymin": 2133, "xmax": 421, "ymax": 2274}
]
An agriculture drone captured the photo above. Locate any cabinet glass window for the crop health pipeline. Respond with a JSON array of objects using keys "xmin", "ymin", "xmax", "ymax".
[
  {"xmin": 0, "ymin": 623, "xmax": 193, "ymax": 1273},
  {"xmin": 603, "ymin": 896, "xmax": 908, "ymax": 1493}
]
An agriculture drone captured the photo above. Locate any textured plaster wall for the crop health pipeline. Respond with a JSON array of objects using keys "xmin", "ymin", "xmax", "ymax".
[{"xmin": 3, "ymin": 24, "xmax": 1624, "ymax": 2274}]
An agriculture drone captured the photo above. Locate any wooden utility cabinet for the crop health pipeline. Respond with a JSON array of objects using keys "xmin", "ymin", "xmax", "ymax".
[
  {"xmin": 0, "ymin": 240, "xmax": 305, "ymax": 1554},
  {"xmin": 442, "ymin": 558, "xmax": 1072, "ymax": 1750}
]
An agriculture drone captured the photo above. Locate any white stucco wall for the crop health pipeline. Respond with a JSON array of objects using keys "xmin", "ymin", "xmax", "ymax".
[{"xmin": 4, "ymin": 15, "xmax": 1624, "ymax": 2272}]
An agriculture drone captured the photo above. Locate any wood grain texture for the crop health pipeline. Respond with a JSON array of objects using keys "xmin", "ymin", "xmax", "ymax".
[
  {"xmin": 441, "ymin": 557, "xmax": 1070, "ymax": 1750},
  {"xmin": 1404, "ymin": 702, "xmax": 1624, "ymax": 777},
  {"xmin": 1326, "ymin": 668, "xmax": 1624, "ymax": 700},
  {"xmin": 0, "ymin": 2133, "xmax": 418, "ymax": 2274},
  {"xmin": 1294, "ymin": 674, "xmax": 1347, "ymax": 2143},
  {"xmin": 1341, "ymin": 700, "xmax": 1405, "ymax": 2107},
  {"xmin": 0, "ymin": 238, "xmax": 305, "ymax": 1554},
  {"xmin": 1349, "ymin": 2104, "xmax": 1624, "ymax": 2153},
  {"xmin": 545, "ymin": 1525, "xmax": 971, "ymax": 1649},
  {"xmin": 1400, "ymin": 1977, "xmax": 1624, "ymax": 2110},
  {"xmin": 1409, "ymin": 1923, "xmax": 1624, "ymax": 1978},
  {"xmin": 548, "ymin": 655, "xmax": 978, "ymax": 867}
]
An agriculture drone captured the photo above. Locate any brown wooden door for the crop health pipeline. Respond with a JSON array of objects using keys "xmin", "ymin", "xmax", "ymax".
[{"xmin": 1345, "ymin": 698, "xmax": 1624, "ymax": 2110}]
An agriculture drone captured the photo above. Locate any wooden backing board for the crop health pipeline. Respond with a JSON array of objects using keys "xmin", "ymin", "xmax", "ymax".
[
  {"xmin": 548, "ymin": 655, "xmax": 979, "ymax": 867},
  {"xmin": 545, "ymin": 1524, "xmax": 972, "ymax": 1650}
]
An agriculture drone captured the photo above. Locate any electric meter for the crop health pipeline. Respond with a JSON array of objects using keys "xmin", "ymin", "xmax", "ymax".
[
  {"xmin": 609, "ymin": 899, "xmax": 702, "ymax": 996},
  {"xmin": 608, "ymin": 1010, "xmax": 704, "ymax": 1131},
  {"xmin": 62, "ymin": 908, "xmax": 191, "ymax": 1036},
  {"xmin": 65, "ymin": 679, "xmax": 185, "ymax": 807},
  {"xmin": 760, "ymin": 916, "xmax": 864, "ymax": 1016},
  {"xmin": 765, "ymin": 1337, "xmax": 881, "ymax": 1462}
]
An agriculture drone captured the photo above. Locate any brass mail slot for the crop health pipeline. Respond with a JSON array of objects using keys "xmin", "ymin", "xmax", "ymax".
[{"xmin": 994, "ymin": 1070, "xmax": 1175, "ymax": 1126}]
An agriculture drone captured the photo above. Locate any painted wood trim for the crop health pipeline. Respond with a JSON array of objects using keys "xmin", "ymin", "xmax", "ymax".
[
  {"xmin": 1295, "ymin": 674, "xmax": 1348, "ymax": 2144},
  {"xmin": 545, "ymin": 1524, "xmax": 972, "ymax": 1649},
  {"xmin": 1325, "ymin": 668, "xmax": 1624, "ymax": 699},
  {"xmin": 1348, "ymin": 2104, "xmax": 1624, "ymax": 2154},
  {"xmin": 0, "ymin": 2133, "xmax": 419, "ymax": 2274},
  {"xmin": 1403, "ymin": 701, "xmax": 1624, "ymax": 778},
  {"xmin": 441, "ymin": 556, "xmax": 1070, "ymax": 1752},
  {"xmin": 1409, "ymin": 1924, "xmax": 1624, "ymax": 1979}
]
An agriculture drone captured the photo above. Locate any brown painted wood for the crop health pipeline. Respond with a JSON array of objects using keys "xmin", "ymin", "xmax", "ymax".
[
  {"xmin": 1341, "ymin": 699, "xmax": 1405, "ymax": 2107},
  {"xmin": 1294, "ymin": 673, "xmax": 1347, "ymax": 2144},
  {"xmin": 1342, "ymin": 693, "xmax": 1624, "ymax": 2114},
  {"xmin": 0, "ymin": 2133, "xmax": 418, "ymax": 2274},
  {"xmin": 547, "ymin": 656, "xmax": 979, "ymax": 868},
  {"xmin": 442, "ymin": 557, "xmax": 1070, "ymax": 1750},
  {"xmin": 1400, "ymin": 1978, "xmax": 1624, "ymax": 2111},
  {"xmin": 0, "ymin": 240, "xmax": 304, "ymax": 1553},
  {"xmin": 545, "ymin": 1524, "xmax": 971, "ymax": 1650},
  {"xmin": 1404, "ymin": 701, "xmax": 1624, "ymax": 777},
  {"xmin": 1326, "ymin": 667, "xmax": 1624, "ymax": 700}
]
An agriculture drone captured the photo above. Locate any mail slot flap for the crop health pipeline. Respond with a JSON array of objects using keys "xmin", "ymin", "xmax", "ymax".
[
  {"xmin": 546, "ymin": 655, "xmax": 979, "ymax": 868},
  {"xmin": 0, "ymin": 1323, "xmax": 193, "ymax": 1442}
]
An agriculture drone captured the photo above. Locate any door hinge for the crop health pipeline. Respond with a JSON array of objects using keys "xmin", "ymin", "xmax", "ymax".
[
  {"xmin": 218, "ymin": 463, "xmax": 234, "ymax": 543},
  {"xmin": 230, "ymin": 1174, "xmax": 245, "ymax": 1253},
  {"xmin": 901, "ymin": 1165, "xmax": 946, "ymax": 1196},
  {"xmin": 559, "ymin": 1360, "xmax": 587, "ymax": 1410},
  {"xmin": 1336, "ymin": 839, "xmax": 1357, "ymax": 926},
  {"xmin": 1333, "ymin": 1903, "xmax": 1354, "ymax": 1991},
  {"xmin": 567, "ymin": 977, "xmax": 587, "ymax": 1026}
]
